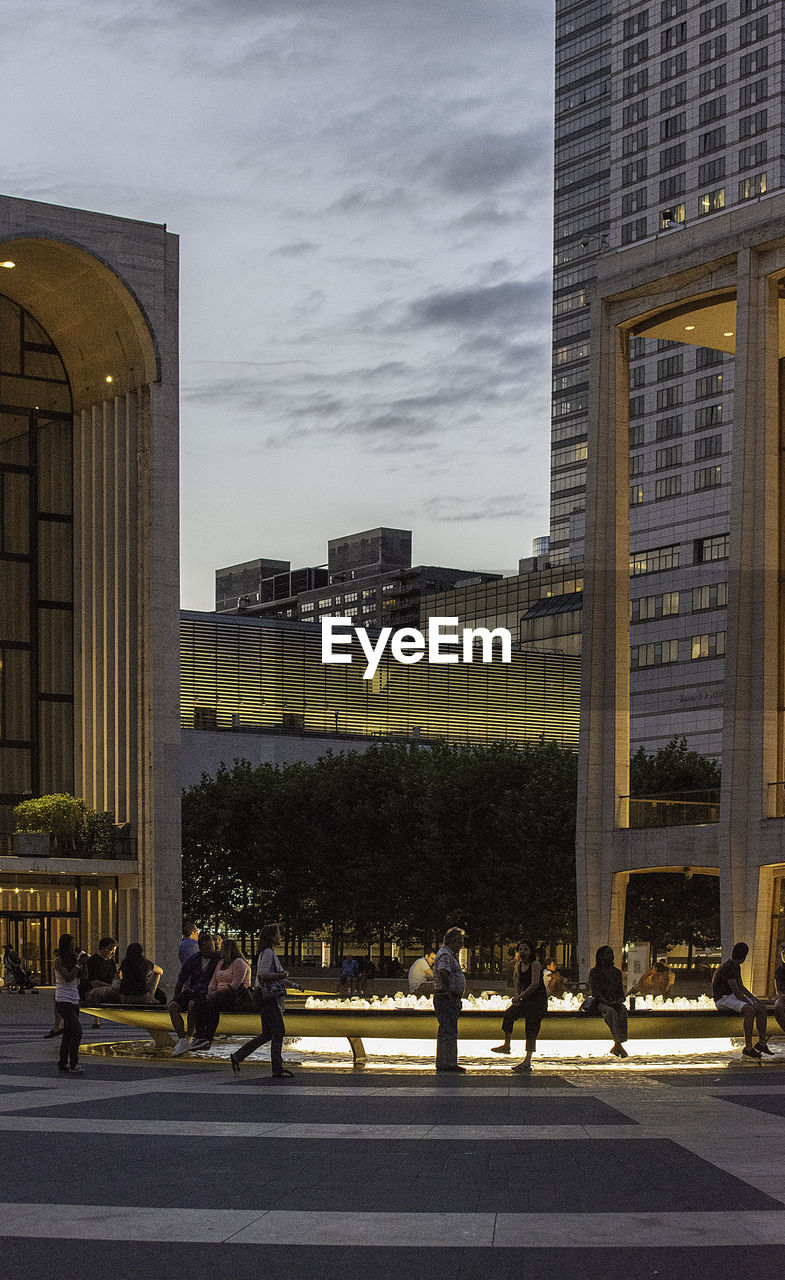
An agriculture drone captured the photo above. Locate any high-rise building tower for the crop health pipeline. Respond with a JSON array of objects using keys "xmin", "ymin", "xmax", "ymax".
[{"xmin": 552, "ymin": 0, "xmax": 781, "ymax": 758}]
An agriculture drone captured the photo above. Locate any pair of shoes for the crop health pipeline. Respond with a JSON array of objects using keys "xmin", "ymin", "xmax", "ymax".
[
  {"xmin": 272, "ymin": 1069, "xmax": 294, "ymax": 1078},
  {"xmin": 755, "ymin": 1042, "xmax": 774, "ymax": 1056},
  {"xmin": 742, "ymin": 1046, "xmax": 762, "ymax": 1060},
  {"xmin": 172, "ymin": 1037, "xmax": 191, "ymax": 1058},
  {"xmin": 43, "ymin": 1029, "xmax": 60, "ymax": 1039},
  {"xmin": 491, "ymin": 1045, "xmax": 511, "ymax": 1054},
  {"xmin": 511, "ymin": 1061, "xmax": 532, "ymax": 1073},
  {"xmin": 229, "ymin": 1052, "xmax": 241, "ymax": 1075},
  {"xmin": 190, "ymin": 1038, "xmax": 211, "ymax": 1051}
]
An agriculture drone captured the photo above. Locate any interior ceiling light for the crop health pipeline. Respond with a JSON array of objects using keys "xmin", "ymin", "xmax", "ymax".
[
  {"xmin": 723, "ymin": 330, "xmax": 734, "ymax": 336},
  {"xmin": 1, "ymin": 260, "xmax": 15, "ymax": 269},
  {"xmin": 684, "ymin": 324, "xmax": 696, "ymax": 330},
  {"xmin": 105, "ymin": 375, "xmax": 113, "ymax": 383}
]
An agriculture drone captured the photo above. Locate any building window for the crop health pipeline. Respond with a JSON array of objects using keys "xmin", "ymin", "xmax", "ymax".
[
  {"xmin": 629, "ymin": 395, "xmax": 645, "ymax": 418},
  {"xmin": 630, "ymin": 453, "xmax": 645, "ymax": 477},
  {"xmin": 698, "ymin": 188, "xmax": 725, "ymax": 215},
  {"xmin": 660, "ymin": 173, "xmax": 686, "ymax": 200},
  {"xmin": 622, "ymin": 100, "xmax": 649, "ymax": 128},
  {"xmin": 661, "ymin": 52, "xmax": 687, "ymax": 81},
  {"xmin": 344, "ymin": 592, "xmax": 358, "ymax": 603},
  {"xmin": 661, "ymin": 112, "xmax": 686, "ymax": 141},
  {"xmin": 621, "ymin": 217, "xmax": 648, "ymax": 244},
  {"xmin": 630, "ymin": 423, "xmax": 645, "ymax": 448},
  {"xmin": 623, "ymin": 13, "xmax": 649, "ymax": 38},
  {"xmin": 698, "ymin": 158, "xmax": 725, "ymax": 185},
  {"xmin": 740, "ymin": 48, "xmax": 768, "ymax": 77},
  {"xmin": 691, "ymin": 631, "xmax": 726, "ymax": 659},
  {"xmin": 699, "ymin": 5, "xmax": 727, "ymax": 35},
  {"xmin": 739, "ymin": 108, "xmax": 768, "ymax": 139},
  {"xmin": 630, "ymin": 484, "xmax": 644, "ymax": 505},
  {"xmin": 655, "ymin": 475, "xmax": 682, "ymax": 499},
  {"xmin": 661, "ymin": 23, "xmax": 687, "ymax": 51},
  {"xmin": 634, "ymin": 639, "xmax": 680, "ymax": 668},
  {"xmin": 661, "ymin": 0, "xmax": 686, "ymax": 16},
  {"xmin": 657, "ymin": 355, "xmax": 683, "ymax": 380},
  {"xmin": 695, "ymin": 533, "xmax": 729, "ymax": 563},
  {"xmin": 660, "ymin": 203, "xmax": 685, "ymax": 228},
  {"xmin": 692, "ymin": 582, "xmax": 728, "ymax": 612},
  {"xmin": 699, "ymin": 96, "xmax": 726, "ymax": 125},
  {"xmin": 695, "ymin": 347, "xmax": 724, "ymax": 369},
  {"xmin": 695, "ymin": 403, "xmax": 722, "ymax": 429},
  {"xmin": 656, "ymin": 444, "xmax": 682, "ymax": 469},
  {"xmin": 300, "ymin": 601, "xmax": 314, "ymax": 613},
  {"xmin": 740, "ymin": 16, "xmax": 769, "ymax": 44},
  {"xmin": 621, "ymin": 188, "xmax": 648, "ymax": 215},
  {"xmin": 699, "ymin": 66, "xmax": 727, "ymax": 94},
  {"xmin": 623, "ymin": 70, "xmax": 650, "ymax": 97},
  {"xmin": 739, "ymin": 140, "xmax": 767, "ymax": 169},
  {"xmin": 696, "ymin": 373, "xmax": 723, "ymax": 397},
  {"xmin": 739, "ymin": 172, "xmax": 767, "ymax": 199},
  {"xmin": 630, "ymin": 336, "xmax": 646, "ymax": 360},
  {"xmin": 694, "ymin": 464, "xmax": 723, "ymax": 490},
  {"xmin": 624, "ymin": 39, "xmax": 650, "ymax": 68},
  {"xmin": 699, "ymin": 35, "xmax": 726, "ymax": 63},
  {"xmin": 699, "ymin": 127, "xmax": 727, "ymax": 154},
  {"xmin": 630, "ymin": 365, "xmax": 646, "ymax": 389},
  {"xmin": 622, "ymin": 159, "xmax": 648, "ymax": 186},
  {"xmin": 656, "ymin": 415, "xmax": 682, "ymax": 439},
  {"xmin": 630, "ymin": 544, "xmax": 680, "ymax": 575},
  {"xmin": 695, "ymin": 433, "xmax": 723, "ymax": 460},
  {"xmin": 660, "ymin": 83, "xmax": 687, "ymax": 110},
  {"xmin": 622, "ymin": 128, "xmax": 649, "ymax": 156},
  {"xmin": 660, "ymin": 142, "xmax": 687, "ymax": 170},
  {"xmin": 739, "ymin": 77, "xmax": 768, "ymax": 108},
  {"xmin": 656, "ymin": 385, "xmax": 683, "ymax": 409},
  {"xmin": 632, "ymin": 591, "xmax": 680, "ymax": 622}
]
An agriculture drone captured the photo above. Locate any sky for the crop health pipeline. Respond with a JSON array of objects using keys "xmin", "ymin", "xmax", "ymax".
[{"xmin": 3, "ymin": 0, "xmax": 556, "ymax": 608}]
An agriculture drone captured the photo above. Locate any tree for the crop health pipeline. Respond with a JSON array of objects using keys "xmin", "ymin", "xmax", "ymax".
[
  {"xmin": 625, "ymin": 871, "xmax": 721, "ymax": 961},
  {"xmin": 630, "ymin": 736, "xmax": 720, "ymax": 794}
]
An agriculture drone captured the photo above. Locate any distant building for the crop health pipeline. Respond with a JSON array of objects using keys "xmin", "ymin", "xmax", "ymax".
[{"xmin": 216, "ymin": 527, "xmax": 502, "ymax": 630}]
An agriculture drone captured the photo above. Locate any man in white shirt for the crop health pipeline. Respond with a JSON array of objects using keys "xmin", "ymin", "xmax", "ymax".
[
  {"xmin": 432, "ymin": 927, "xmax": 466, "ymax": 1073},
  {"xmin": 408, "ymin": 946, "xmax": 437, "ymax": 995}
]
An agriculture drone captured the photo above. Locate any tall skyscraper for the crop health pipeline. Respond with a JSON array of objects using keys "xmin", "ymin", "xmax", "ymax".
[{"xmin": 552, "ymin": 0, "xmax": 780, "ymax": 758}]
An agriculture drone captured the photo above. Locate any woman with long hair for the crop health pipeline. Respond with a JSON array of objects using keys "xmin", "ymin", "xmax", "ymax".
[
  {"xmin": 118, "ymin": 942, "xmax": 163, "ymax": 1005},
  {"xmin": 191, "ymin": 938, "xmax": 251, "ymax": 1050},
  {"xmin": 54, "ymin": 933, "xmax": 87, "ymax": 1075},
  {"xmin": 589, "ymin": 945, "xmax": 629, "ymax": 1058},
  {"xmin": 491, "ymin": 939, "xmax": 548, "ymax": 1072},
  {"xmin": 229, "ymin": 923, "xmax": 293, "ymax": 1079}
]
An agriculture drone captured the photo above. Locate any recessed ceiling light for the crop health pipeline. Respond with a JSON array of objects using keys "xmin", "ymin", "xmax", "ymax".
[
  {"xmin": 684, "ymin": 324, "xmax": 695, "ymax": 331},
  {"xmin": 1, "ymin": 260, "xmax": 15, "ymax": 269},
  {"xmin": 105, "ymin": 375, "xmax": 113, "ymax": 383},
  {"xmin": 723, "ymin": 330, "xmax": 734, "ymax": 337}
]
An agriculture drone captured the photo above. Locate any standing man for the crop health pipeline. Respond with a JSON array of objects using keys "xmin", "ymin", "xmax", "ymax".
[
  {"xmin": 408, "ymin": 945, "xmax": 437, "ymax": 995},
  {"xmin": 433, "ymin": 927, "xmax": 466, "ymax": 1073},
  {"xmin": 712, "ymin": 941, "xmax": 770, "ymax": 1059},
  {"xmin": 178, "ymin": 923, "xmax": 199, "ymax": 967}
]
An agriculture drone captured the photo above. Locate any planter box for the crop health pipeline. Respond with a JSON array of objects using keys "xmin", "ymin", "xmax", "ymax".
[{"xmin": 13, "ymin": 832, "xmax": 51, "ymax": 858}]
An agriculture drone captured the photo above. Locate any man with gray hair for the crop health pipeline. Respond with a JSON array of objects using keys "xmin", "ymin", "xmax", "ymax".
[{"xmin": 432, "ymin": 927, "xmax": 466, "ymax": 1073}]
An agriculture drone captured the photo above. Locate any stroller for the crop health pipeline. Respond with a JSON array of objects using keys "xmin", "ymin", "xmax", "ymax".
[{"xmin": 2, "ymin": 945, "xmax": 39, "ymax": 993}]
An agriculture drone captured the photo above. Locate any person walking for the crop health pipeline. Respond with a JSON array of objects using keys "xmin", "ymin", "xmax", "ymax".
[
  {"xmin": 589, "ymin": 945, "xmax": 629, "ymax": 1058},
  {"xmin": 433, "ymin": 927, "xmax": 466, "ymax": 1073},
  {"xmin": 229, "ymin": 923, "xmax": 293, "ymax": 1079},
  {"xmin": 54, "ymin": 934, "xmax": 87, "ymax": 1075},
  {"xmin": 491, "ymin": 939, "xmax": 549, "ymax": 1072}
]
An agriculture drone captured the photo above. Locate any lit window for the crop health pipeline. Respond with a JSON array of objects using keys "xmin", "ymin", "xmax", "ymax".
[{"xmin": 698, "ymin": 188, "xmax": 725, "ymax": 215}]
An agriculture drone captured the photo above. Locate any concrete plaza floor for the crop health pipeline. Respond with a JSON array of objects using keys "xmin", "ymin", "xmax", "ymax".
[{"xmin": 1, "ymin": 992, "xmax": 785, "ymax": 1278}]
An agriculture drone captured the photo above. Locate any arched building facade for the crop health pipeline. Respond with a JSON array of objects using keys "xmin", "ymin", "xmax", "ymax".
[{"xmin": 0, "ymin": 194, "xmax": 180, "ymax": 981}]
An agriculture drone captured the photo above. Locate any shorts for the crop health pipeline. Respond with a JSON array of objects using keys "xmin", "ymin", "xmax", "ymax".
[{"xmin": 715, "ymin": 994, "xmax": 749, "ymax": 1014}]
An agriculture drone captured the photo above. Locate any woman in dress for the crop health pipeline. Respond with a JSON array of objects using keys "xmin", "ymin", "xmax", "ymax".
[
  {"xmin": 229, "ymin": 924, "xmax": 293, "ymax": 1079},
  {"xmin": 589, "ymin": 945, "xmax": 629, "ymax": 1058},
  {"xmin": 54, "ymin": 934, "xmax": 87, "ymax": 1075},
  {"xmin": 491, "ymin": 939, "xmax": 548, "ymax": 1072}
]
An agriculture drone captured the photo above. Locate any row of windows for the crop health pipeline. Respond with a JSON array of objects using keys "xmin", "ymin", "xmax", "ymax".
[
  {"xmin": 629, "ymin": 375, "xmax": 726, "ymax": 413},
  {"xmin": 631, "ymin": 581, "xmax": 728, "ymax": 622},
  {"xmin": 622, "ymin": 11, "xmax": 768, "ymax": 65},
  {"xmin": 622, "ymin": 170, "xmax": 766, "ymax": 241},
  {"xmin": 630, "ymin": 465, "xmax": 722, "ymax": 502},
  {"xmin": 630, "ymin": 534, "xmax": 729, "ymax": 575},
  {"xmin": 628, "ymin": 435, "xmax": 723, "ymax": 473},
  {"xmin": 630, "ymin": 404, "xmax": 724, "ymax": 447},
  {"xmin": 632, "ymin": 631, "xmax": 726, "ymax": 668},
  {"xmin": 622, "ymin": 33, "xmax": 770, "ymax": 93}
]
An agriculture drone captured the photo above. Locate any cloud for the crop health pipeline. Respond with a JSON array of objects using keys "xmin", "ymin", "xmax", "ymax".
[
  {"xmin": 270, "ymin": 241, "xmax": 319, "ymax": 257},
  {"xmin": 421, "ymin": 493, "xmax": 549, "ymax": 523},
  {"xmin": 409, "ymin": 277, "xmax": 551, "ymax": 330},
  {"xmin": 433, "ymin": 131, "xmax": 550, "ymax": 194}
]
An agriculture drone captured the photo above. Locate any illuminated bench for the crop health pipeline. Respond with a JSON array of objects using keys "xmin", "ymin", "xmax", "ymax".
[{"xmin": 81, "ymin": 1003, "xmax": 750, "ymax": 1066}]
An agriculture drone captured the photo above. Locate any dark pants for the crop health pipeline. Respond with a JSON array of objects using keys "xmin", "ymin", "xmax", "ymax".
[
  {"xmin": 232, "ymin": 991, "xmax": 285, "ymax": 1073},
  {"xmin": 434, "ymin": 992, "xmax": 461, "ymax": 1068},
  {"xmin": 194, "ymin": 988, "xmax": 238, "ymax": 1043},
  {"xmin": 501, "ymin": 996, "xmax": 547, "ymax": 1052},
  {"xmin": 55, "ymin": 1001, "xmax": 82, "ymax": 1068},
  {"xmin": 598, "ymin": 1000, "xmax": 628, "ymax": 1044}
]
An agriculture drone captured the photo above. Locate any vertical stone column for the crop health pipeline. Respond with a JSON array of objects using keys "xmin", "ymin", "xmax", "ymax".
[
  {"xmin": 719, "ymin": 249, "xmax": 781, "ymax": 987},
  {"xmin": 576, "ymin": 297, "xmax": 631, "ymax": 979}
]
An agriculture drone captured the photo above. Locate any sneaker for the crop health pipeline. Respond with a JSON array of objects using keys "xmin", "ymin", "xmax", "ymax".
[
  {"xmin": 742, "ymin": 1046, "xmax": 762, "ymax": 1060},
  {"xmin": 68, "ymin": 1065, "xmax": 84, "ymax": 1075},
  {"xmin": 171, "ymin": 1038, "xmax": 191, "ymax": 1058},
  {"xmin": 511, "ymin": 1061, "xmax": 532, "ymax": 1073},
  {"xmin": 190, "ymin": 1038, "xmax": 211, "ymax": 1051},
  {"xmin": 272, "ymin": 1069, "xmax": 294, "ymax": 1079},
  {"xmin": 755, "ymin": 1042, "xmax": 774, "ymax": 1056},
  {"xmin": 491, "ymin": 1045, "xmax": 511, "ymax": 1054}
]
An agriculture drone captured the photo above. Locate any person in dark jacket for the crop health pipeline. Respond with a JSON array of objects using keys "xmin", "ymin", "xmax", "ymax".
[
  {"xmin": 169, "ymin": 933, "xmax": 218, "ymax": 1056},
  {"xmin": 589, "ymin": 945, "xmax": 629, "ymax": 1058}
]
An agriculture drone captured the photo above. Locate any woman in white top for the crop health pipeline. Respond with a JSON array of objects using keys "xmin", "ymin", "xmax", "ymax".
[
  {"xmin": 54, "ymin": 934, "xmax": 87, "ymax": 1075},
  {"xmin": 229, "ymin": 923, "xmax": 293, "ymax": 1078}
]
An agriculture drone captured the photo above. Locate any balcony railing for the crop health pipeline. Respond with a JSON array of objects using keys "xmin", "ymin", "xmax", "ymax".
[{"xmin": 623, "ymin": 790, "xmax": 721, "ymax": 828}]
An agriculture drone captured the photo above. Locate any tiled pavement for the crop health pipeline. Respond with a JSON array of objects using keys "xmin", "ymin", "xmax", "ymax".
[{"xmin": 1, "ymin": 994, "xmax": 785, "ymax": 1278}]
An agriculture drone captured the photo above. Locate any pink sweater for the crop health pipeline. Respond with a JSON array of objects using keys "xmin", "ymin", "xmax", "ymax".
[{"xmin": 208, "ymin": 957, "xmax": 251, "ymax": 995}]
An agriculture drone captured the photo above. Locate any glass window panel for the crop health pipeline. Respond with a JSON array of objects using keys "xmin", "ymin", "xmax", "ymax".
[
  {"xmin": 37, "ymin": 519, "xmax": 72, "ymax": 603},
  {"xmin": 22, "ymin": 348, "xmax": 67, "ymax": 381},
  {"xmin": 1, "ymin": 470, "xmax": 30, "ymax": 554},
  {"xmin": 0, "ymin": 647, "xmax": 31, "ymax": 739},
  {"xmin": 0, "ymin": 559, "xmax": 30, "ymax": 641},
  {"xmin": 37, "ymin": 609, "xmax": 73, "ymax": 696},
  {"xmin": 38, "ymin": 699, "xmax": 73, "ymax": 796},
  {"xmin": 0, "ymin": 745, "xmax": 32, "ymax": 796},
  {"xmin": 36, "ymin": 419, "xmax": 72, "ymax": 515},
  {"xmin": 0, "ymin": 412, "xmax": 30, "ymax": 466}
]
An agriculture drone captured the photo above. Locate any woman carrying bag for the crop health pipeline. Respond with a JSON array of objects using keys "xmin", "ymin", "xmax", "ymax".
[{"xmin": 230, "ymin": 923, "xmax": 294, "ymax": 1079}]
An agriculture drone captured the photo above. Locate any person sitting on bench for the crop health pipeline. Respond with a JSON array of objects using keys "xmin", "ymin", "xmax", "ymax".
[
  {"xmin": 712, "ymin": 941, "xmax": 770, "ymax": 1060},
  {"xmin": 168, "ymin": 932, "xmax": 218, "ymax": 1056}
]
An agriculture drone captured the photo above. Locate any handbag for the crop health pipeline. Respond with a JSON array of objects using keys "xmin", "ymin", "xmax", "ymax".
[{"xmin": 579, "ymin": 995, "xmax": 599, "ymax": 1015}]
